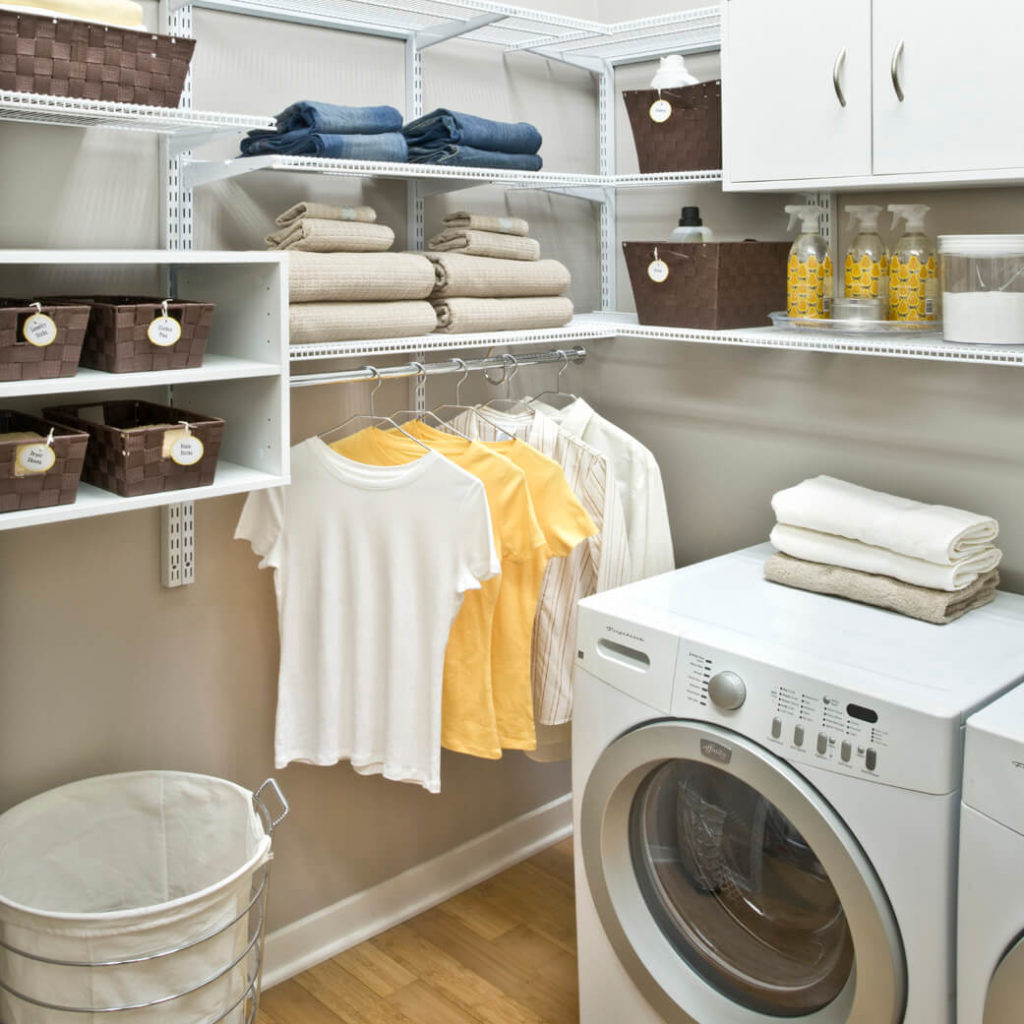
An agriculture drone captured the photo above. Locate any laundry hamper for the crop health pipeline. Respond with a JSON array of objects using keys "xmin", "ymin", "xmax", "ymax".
[{"xmin": 0, "ymin": 772, "xmax": 288, "ymax": 1023}]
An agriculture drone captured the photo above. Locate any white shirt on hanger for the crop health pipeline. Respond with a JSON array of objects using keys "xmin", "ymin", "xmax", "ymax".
[
  {"xmin": 236, "ymin": 438, "xmax": 499, "ymax": 793},
  {"xmin": 533, "ymin": 397, "xmax": 675, "ymax": 580}
]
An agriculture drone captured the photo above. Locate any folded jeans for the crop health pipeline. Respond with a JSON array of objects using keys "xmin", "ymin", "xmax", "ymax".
[
  {"xmin": 275, "ymin": 101, "xmax": 403, "ymax": 135},
  {"xmin": 402, "ymin": 109, "xmax": 542, "ymax": 155},
  {"xmin": 406, "ymin": 145, "xmax": 542, "ymax": 171},
  {"xmin": 241, "ymin": 130, "xmax": 408, "ymax": 162}
]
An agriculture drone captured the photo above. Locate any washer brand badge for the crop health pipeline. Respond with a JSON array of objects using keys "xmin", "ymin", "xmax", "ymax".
[
  {"xmin": 1013, "ymin": 761, "xmax": 1024, "ymax": 771},
  {"xmin": 700, "ymin": 739, "xmax": 732, "ymax": 764},
  {"xmin": 605, "ymin": 625, "xmax": 645, "ymax": 645}
]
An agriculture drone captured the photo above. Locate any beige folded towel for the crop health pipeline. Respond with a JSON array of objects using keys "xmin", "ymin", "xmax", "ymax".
[
  {"xmin": 267, "ymin": 219, "xmax": 394, "ymax": 253},
  {"xmin": 428, "ymin": 229, "xmax": 540, "ymax": 262},
  {"xmin": 432, "ymin": 296, "xmax": 573, "ymax": 334},
  {"xmin": 422, "ymin": 252, "xmax": 570, "ymax": 299},
  {"xmin": 287, "ymin": 252, "xmax": 435, "ymax": 303},
  {"xmin": 442, "ymin": 211, "xmax": 529, "ymax": 237},
  {"xmin": 764, "ymin": 553, "xmax": 999, "ymax": 625},
  {"xmin": 290, "ymin": 302, "xmax": 437, "ymax": 344},
  {"xmin": 275, "ymin": 202, "xmax": 377, "ymax": 227}
]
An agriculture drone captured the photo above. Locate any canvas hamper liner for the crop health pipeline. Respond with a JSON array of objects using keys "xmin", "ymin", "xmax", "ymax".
[{"xmin": 0, "ymin": 771, "xmax": 287, "ymax": 1023}]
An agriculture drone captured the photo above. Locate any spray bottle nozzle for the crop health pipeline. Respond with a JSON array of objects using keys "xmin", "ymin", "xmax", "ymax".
[
  {"xmin": 846, "ymin": 204, "xmax": 883, "ymax": 232},
  {"xmin": 888, "ymin": 203, "xmax": 931, "ymax": 233},
  {"xmin": 785, "ymin": 204, "xmax": 821, "ymax": 233}
]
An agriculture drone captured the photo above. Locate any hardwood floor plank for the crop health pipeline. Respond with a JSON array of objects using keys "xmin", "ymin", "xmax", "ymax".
[
  {"xmin": 528, "ymin": 837, "xmax": 576, "ymax": 888},
  {"xmin": 297, "ymin": 958, "xmax": 417, "ymax": 1024},
  {"xmin": 387, "ymin": 979, "xmax": 486, "ymax": 1024},
  {"xmin": 260, "ymin": 979, "xmax": 347, "ymax": 1024},
  {"xmin": 474, "ymin": 861, "xmax": 577, "ymax": 954},
  {"xmin": 330, "ymin": 940, "xmax": 417, "ymax": 998},
  {"xmin": 436, "ymin": 883, "xmax": 520, "ymax": 941},
  {"xmin": 493, "ymin": 924, "xmax": 579, "ymax": 1018}
]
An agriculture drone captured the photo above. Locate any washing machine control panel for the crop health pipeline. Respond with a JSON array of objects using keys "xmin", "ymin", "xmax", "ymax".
[{"xmin": 671, "ymin": 642, "xmax": 961, "ymax": 794}]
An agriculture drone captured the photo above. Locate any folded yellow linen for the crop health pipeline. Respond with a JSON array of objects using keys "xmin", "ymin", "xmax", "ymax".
[
  {"xmin": 428, "ymin": 228, "xmax": 540, "ymax": 262},
  {"xmin": 432, "ymin": 296, "xmax": 573, "ymax": 334},
  {"xmin": 290, "ymin": 302, "xmax": 436, "ymax": 344},
  {"xmin": 275, "ymin": 202, "xmax": 377, "ymax": 227},
  {"xmin": 421, "ymin": 252, "xmax": 570, "ymax": 299},
  {"xmin": 1, "ymin": 0, "xmax": 143, "ymax": 26},
  {"xmin": 442, "ymin": 211, "xmax": 529, "ymax": 237},
  {"xmin": 287, "ymin": 252, "xmax": 434, "ymax": 303},
  {"xmin": 764, "ymin": 552, "xmax": 999, "ymax": 625},
  {"xmin": 769, "ymin": 523, "xmax": 1002, "ymax": 592},
  {"xmin": 267, "ymin": 219, "xmax": 394, "ymax": 253}
]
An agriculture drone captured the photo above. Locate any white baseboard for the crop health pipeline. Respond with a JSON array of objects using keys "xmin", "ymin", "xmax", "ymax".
[{"xmin": 261, "ymin": 791, "xmax": 573, "ymax": 989}]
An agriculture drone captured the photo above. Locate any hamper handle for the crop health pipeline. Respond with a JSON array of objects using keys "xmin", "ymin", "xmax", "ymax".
[{"xmin": 254, "ymin": 777, "xmax": 289, "ymax": 833}]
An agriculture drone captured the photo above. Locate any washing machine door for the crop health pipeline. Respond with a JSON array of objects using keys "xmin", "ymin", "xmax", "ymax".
[
  {"xmin": 581, "ymin": 720, "xmax": 906, "ymax": 1023},
  {"xmin": 983, "ymin": 934, "xmax": 1024, "ymax": 1023}
]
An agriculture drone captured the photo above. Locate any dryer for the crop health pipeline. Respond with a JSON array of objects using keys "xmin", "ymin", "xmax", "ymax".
[
  {"xmin": 572, "ymin": 544, "xmax": 1024, "ymax": 1024},
  {"xmin": 958, "ymin": 682, "xmax": 1024, "ymax": 1023}
]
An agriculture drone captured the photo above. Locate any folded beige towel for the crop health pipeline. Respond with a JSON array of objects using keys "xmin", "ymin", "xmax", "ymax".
[
  {"xmin": 287, "ymin": 252, "xmax": 435, "ymax": 303},
  {"xmin": 267, "ymin": 219, "xmax": 394, "ymax": 253},
  {"xmin": 442, "ymin": 211, "xmax": 529, "ymax": 237},
  {"xmin": 428, "ymin": 229, "xmax": 540, "ymax": 262},
  {"xmin": 764, "ymin": 553, "xmax": 999, "ymax": 625},
  {"xmin": 432, "ymin": 296, "xmax": 573, "ymax": 334},
  {"xmin": 275, "ymin": 202, "xmax": 377, "ymax": 227},
  {"xmin": 770, "ymin": 523, "xmax": 1002, "ymax": 591},
  {"xmin": 422, "ymin": 252, "xmax": 570, "ymax": 299},
  {"xmin": 290, "ymin": 302, "xmax": 437, "ymax": 344}
]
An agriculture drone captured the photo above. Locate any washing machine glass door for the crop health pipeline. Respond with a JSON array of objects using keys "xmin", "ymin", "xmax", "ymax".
[
  {"xmin": 581, "ymin": 721, "xmax": 905, "ymax": 1024},
  {"xmin": 984, "ymin": 933, "xmax": 1024, "ymax": 1023}
]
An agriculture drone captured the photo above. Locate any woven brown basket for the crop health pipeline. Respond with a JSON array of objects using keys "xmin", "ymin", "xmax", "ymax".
[
  {"xmin": 623, "ymin": 241, "xmax": 791, "ymax": 331},
  {"xmin": 0, "ymin": 9, "xmax": 194, "ymax": 106},
  {"xmin": 43, "ymin": 400, "xmax": 224, "ymax": 498},
  {"xmin": 0, "ymin": 300, "xmax": 89, "ymax": 382},
  {"xmin": 0, "ymin": 409, "xmax": 88, "ymax": 513},
  {"xmin": 622, "ymin": 82, "xmax": 722, "ymax": 174},
  {"xmin": 68, "ymin": 296, "xmax": 214, "ymax": 374}
]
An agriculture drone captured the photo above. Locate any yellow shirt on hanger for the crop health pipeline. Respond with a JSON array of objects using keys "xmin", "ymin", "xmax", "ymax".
[
  {"xmin": 404, "ymin": 420, "xmax": 597, "ymax": 750},
  {"xmin": 331, "ymin": 426, "xmax": 546, "ymax": 759}
]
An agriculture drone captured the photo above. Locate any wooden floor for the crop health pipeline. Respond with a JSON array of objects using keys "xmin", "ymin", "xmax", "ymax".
[{"xmin": 258, "ymin": 838, "xmax": 579, "ymax": 1024}]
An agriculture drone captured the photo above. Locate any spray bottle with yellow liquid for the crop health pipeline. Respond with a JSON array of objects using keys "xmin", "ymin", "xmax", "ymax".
[
  {"xmin": 786, "ymin": 204, "xmax": 832, "ymax": 319},
  {"xmin": 844, "ymin": 205, "xmax": 889, "ymax": 301},
  {"xmin": 887, "ymin": 204, "xmax": 938, "ymax": 322}
]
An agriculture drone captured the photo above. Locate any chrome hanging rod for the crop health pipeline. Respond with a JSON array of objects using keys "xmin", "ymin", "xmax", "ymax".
[{"xmin": 289, "ymin": 346, "xmax": 586, "ymax": 390}]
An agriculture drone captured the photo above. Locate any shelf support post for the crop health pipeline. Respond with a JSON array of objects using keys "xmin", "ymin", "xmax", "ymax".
[{"xmin": 599, "ymin": 62, "xmax": 617, "ymax": 311}]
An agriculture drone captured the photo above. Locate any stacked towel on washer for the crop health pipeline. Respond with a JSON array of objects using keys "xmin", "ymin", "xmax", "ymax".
[
  {"xmin": 287, "ymin": 251, "xmax": 436, "ymax": 344},
  {"xmin": 240, "ymin": 102, "xmax": 408, "ymax": 162},
  {"xmin": 266, "ymin": 202, "xmax": 394, "ymax": 253},
  {"xmin": 426, "ymin": 212, "xmax": 573, "ymax": 333},
  {"xmin": 766, "ymin": 475, "xmax": 1003, "ymax": 623}
]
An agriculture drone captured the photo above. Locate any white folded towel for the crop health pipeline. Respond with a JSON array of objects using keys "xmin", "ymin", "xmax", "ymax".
[
  {"xmin": 772, "ymin": 475, "xmax": 999, "ymax": 565},
  {"xmin": 770, "ymin": 524, "xmax": 1002, "ymax": 592}
]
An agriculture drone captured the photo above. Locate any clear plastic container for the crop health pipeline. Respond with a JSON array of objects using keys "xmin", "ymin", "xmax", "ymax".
[{"xmin": 939, "ymin": 235, "xmax": 1024, "ymax": 345}]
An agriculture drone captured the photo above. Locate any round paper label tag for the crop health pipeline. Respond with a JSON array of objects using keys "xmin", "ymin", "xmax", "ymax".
[
  {"xmin": 170, "ymin": 435, "xmax": 204, "ymax": 467},
  {"xmin": 649, "ymin": 99, "xmax": 672, "ymax": 123},
  {"xmin": 16, "ymin": 443, "xmax": 56, "ymax": 474},
  {"xmin": 148, "ymin": 315, "xmax": 182, "ymax": 348},
  {"xmin": 648, "ymin": 259, "xmax": 670, "ymax": 284},
  {"xmin": 23, "ymin": 312, "xmax": 57, "ymax": 348}
]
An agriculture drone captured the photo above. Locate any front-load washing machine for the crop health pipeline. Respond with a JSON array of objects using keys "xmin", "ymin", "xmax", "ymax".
[
  {"xmin": 573, "ymin": 544, "xmax": 1024, "ymax": 1024},
  {"xmin": 958, "ymin": 682, "xmax": 1024, "ymax": 1023}
]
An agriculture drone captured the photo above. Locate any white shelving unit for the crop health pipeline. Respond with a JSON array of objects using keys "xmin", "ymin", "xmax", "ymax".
[{"xmin": 0, "ymin": 250, "xmax": 290, "ymax": 532}]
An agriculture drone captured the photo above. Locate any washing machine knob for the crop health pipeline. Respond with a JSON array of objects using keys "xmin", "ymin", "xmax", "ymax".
[{"xmin": 708, "ymin": 671, "xmax": 746, "ymax": 710}]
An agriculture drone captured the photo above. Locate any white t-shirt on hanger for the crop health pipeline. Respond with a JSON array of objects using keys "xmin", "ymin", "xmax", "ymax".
[{"xmin": 236, "ymin": 437, "xmax": 499, "ymax": 793}]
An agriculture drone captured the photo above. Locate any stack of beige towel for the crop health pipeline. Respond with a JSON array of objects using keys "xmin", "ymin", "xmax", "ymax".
[
  {"xmin": 267, "ymin": 202, "xmax": 395, "ymax": 254},
  {"xmin": 426, "ymin": 211, "xmax": 574, "ymax": 334},
  {"xmin": 280, "ymin": 203, "xmax": 436, "ymax": 344},
  {"xmin": 766, "ymin": 475, "xmax": 1002, "ymax": 625}
]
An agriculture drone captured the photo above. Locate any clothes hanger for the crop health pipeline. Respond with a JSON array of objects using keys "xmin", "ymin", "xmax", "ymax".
[
  {"xmin": 318, "ymin": 366, "xmax": 431, "ymax": 452},
  {"xmin": 478, "ymin": 354, "xmax": 535, "ymax": 416},
  {"xmin": 388, "ymin": 362, "xmax": 471, "ymax": 439},
  {"xmin": 525, "ymin": 349, "xmax": 579, "ymax": 410},
  {"xmin": 431, "ymin": 358, "xmax": 514, "ymax": 439}
]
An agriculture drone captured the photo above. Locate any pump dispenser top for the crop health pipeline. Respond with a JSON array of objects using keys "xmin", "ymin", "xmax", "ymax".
[
  {"xmin": 786, "ymin": 205, "xmax": 822, "ymax": 234},
  {"xmin": 889, "ymin": 204, "xmax": 931, "ymax": 233},
  {"xmin": 847, "ymin": 205, "xmax": 883, "ymax": 232},
  {"xmin": 785, "ymin": 203, "xmax": 832, "ymax": 320}
]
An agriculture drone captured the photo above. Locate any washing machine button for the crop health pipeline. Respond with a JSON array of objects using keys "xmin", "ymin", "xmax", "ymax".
[
  {"xmin": 866, "ymin": 748, "xmax": 878, "ymax": 771},
  {"xmin": 794, "ymin": 724, "xmax": 805, "ymax": 747},
  {"xmin": 841, "ymin": 740, "xmax": 852, "ymax": 762},
  {"xmin": 771, "ymin": 717, "xmax": 782, "ymax": 739},
  {"xmin": 816, "ymin": 732, "xmax": 828, "ymax": 755},
  {"xmin": 708, "ymin": 671, "xmax": 746, "ymax": 710}
]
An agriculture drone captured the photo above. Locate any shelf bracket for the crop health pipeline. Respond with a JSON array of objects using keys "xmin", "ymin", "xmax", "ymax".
[
  {"xmin": 184, "ymin": 155, "xmax": 271, "ymax": 188},
  {"xmin": 413, "ymin": 12, "xmax": 506, "ymax": 49}
]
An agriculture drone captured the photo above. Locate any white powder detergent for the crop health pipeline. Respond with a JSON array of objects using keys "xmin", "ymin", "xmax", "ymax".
[{"xmin": 943, "ymin": 291, "xmax": 1024, "ymax": 345}]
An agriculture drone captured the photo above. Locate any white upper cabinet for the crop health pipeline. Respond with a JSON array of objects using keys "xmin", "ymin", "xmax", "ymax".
[
  {"xmin": 724, "ymin": 0, "xmax": 1024, "ymax": 189},
  {"xmin": 873, "ymin": 0, "xmax": 1024, "ymax": 176},
  {"xmin": 722, "ymin": 0, "xmax": 872, "ymax": 185}
]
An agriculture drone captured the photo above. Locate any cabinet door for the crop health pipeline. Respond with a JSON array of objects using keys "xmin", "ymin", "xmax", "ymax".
[
  {"xmin": 874, "ymin": 0, "xmax": 1024, "ymax": 175},
  {"xmin": 723, "ymin": 0, "xmax": 872, "ymax": 184}
]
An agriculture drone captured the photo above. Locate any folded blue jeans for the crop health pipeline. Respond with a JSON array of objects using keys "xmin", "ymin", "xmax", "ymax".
[
  {"xmin": 402, "ymin": 109, "xmax": 542, "ymax": 155},
  {"xmin": 241, "ymin": 129, "xmax": 408, "ymax": 162},
  {"xmin": 406, "ymin": 144, "xmax": 542, "ymax": 171},
  {"xmin": 275, "ymin": 101, "xmax": 403, "ymax": 135}
]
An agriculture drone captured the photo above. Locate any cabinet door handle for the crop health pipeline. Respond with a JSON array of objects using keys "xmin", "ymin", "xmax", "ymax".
[
  {"xmin": 890, "ymin": 40, "xmax": 905, "ymax": 102},
  {"xmin": 832, "ymin": 47, "xmax": 847, "ymax": 107}
]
